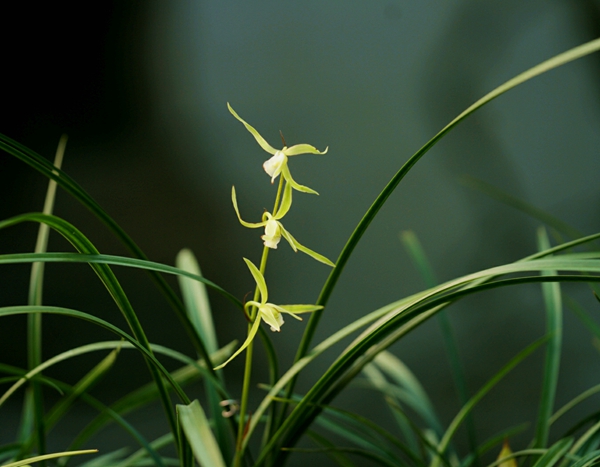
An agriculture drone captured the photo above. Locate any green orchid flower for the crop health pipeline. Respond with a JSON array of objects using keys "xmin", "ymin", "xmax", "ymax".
[
  {"xmin": 231, "ymin": 184, "xmax": 335, "ymax": 267},
  {"xmin": 214, "ymin": 258, "xmax": 323, "ymax": 370},
  {"xmin": 228, "ymin": 102, "xmax": 328, "ymax": 195}
]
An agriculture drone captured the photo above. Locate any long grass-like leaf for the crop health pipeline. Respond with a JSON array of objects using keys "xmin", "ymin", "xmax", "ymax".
[
  {"xmin": 316, "ymin": 413, "xmax": 400, "ymax": 465},
  {"xmin": 401, "ymin": 231, "xmax": 476, "ymax": 459},
  {"xmin": 361, "ymin": 364, "xmax": 420, "ymax": 455},
  {"xmin": 1, "ymin": 449, "xmax": 97, "ymax": 467},
  {"xmin": 249, "ymin": 245, "xmax": 600, "ymax": 460},
  {"xmin": 176, "ymin": 400, "xmax": 226, "ymax": 467},
  {"xmin": 295, "ymin": 36, "xmax": 600, "ymax": 365},
  {"xmin": 0, "ymin": 308, "xmax": 189, "ymax": 404},
  {"xmin": 550, "ymin": 383, "xmax": 600, "ymax": 426},
  {"xmin": 44, "ymin": 345, "xmax": 120, "ymax": 430},
  {"xmin": 317, "ymin": 403, "xmax": 426, "ymax": 467},
  {"xmin": 176, "ymin": 249, "xmax": 233, "ymax": 462},
  {"xmin": 279, "ymin": 38, "xmax": 600, "ymax": 456},
  {"xmin": 176, "ymin": 249, "xmax": 218, "ymax": 354},
  {"xmin": 307, "ymin": 431, "xmax": 356, "ymax": 467},
  {"xmin": 430, "ymin": 338, "xmax": 547, "ymax": 467},
  {"xmin": 263, "ymin": 264, "xmax": 600, "ymax": 464},
  {"xmin": 0, "ymin": 342, "xmax": 188, "ymax": 410},
  {"xmin": 532, "ymin": 438, "xmax": 573, "ymax": 467},
  {"xmin": 534, "ymin": 228, "xmax": 562, "ymax": 449},
  {"xmin": 371, "ymin": 351, "xmax": 444, "ymax": 441},
  {"xmin": 460, "ymin": 177, "xmax": 584, "ymax": 241},
  {"xmin": 281, "ymin": 443, "xmax": 402, "ymax": 467},
  {"xmin": 0, "ymin": 213, "xmax": 180, "ymax": 437},
  {"xmin": 568, "ymin": 450, "xmax": 600, "ymax": 467},
  {"xmin": 0, "ymin": 132, "xmax": 218, "ymax": 387},
  {"xmin": 63, "ymin": 342, "xmax": 236, "ymax": 458},
  {"xmin": 459, "ymin": 424, "xmax": 529, "ymax": 467},
  {"xmin": 26, "ymin": 136, "xmax": 67, "ymax": 463}
]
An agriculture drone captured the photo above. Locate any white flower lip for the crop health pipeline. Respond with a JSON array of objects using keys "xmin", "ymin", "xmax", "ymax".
[
  {"xmin": 263, "ymin": 150, "xmax": 287, "ymax": 183},
  {"xmin": 261, "ymin": 218, "xmax": 282, "ymax": 249}
]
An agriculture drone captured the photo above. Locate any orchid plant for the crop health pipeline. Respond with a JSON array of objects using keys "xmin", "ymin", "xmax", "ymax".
[{"xmin": 3, "ymin": 37, "xmax": 600, "ymax": 467}]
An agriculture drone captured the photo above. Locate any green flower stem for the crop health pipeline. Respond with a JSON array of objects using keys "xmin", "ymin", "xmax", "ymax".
[{"xmin": 234, "ymin": 177, "xmax": 284, "ymax": 467}]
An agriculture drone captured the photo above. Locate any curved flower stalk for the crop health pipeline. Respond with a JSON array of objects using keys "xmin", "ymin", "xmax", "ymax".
[
  {"xmin": 227, "ymin": 103, "xmax": 328, "ymax": 195},
  {"xmin": 214, "ymin": 258, "xmax": 323, "ymax": 370},
  {"xmin": 231, "ymin": 184, "xmax": 335, "ymax": 267}
]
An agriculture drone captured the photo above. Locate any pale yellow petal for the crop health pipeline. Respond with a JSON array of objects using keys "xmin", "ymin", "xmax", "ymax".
[
  {"xmin": 213, "ymin": 316, "xmax": 261, "ymax": 370},
  {"xmin": 227, "ymin": 103, "xmax": 277, "ymax": 154},
  {"xmin": 243, "ymin": 258, "xmax": 268, "ymax": 303},
  {"xmin": 284, "ymin": 144, "xmax": 328, "ymax": 156},
  {"xmin": 274, "ymin": 182, "xmax": 293, "ymax": 220},
  {"xmin": 281, "ymin": 164, "xmax": 318, "ymax": 195},
  {"xmin": 231, "ymin": 186, "xmax": 266, "ymax": 229}
]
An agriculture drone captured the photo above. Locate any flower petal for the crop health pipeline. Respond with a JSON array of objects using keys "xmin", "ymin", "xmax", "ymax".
[
  {"xmin": 261, "ymin": 218, "xmax": 282, "ymax": 249},
  {"xmin": 213, "ymin": 314, "xmax": 261, "ymax": 370},
  {"xmin": 231, "ymin": 186, "xmax": 267, "ymax": 229},
  {"xmin": 274, "ymin": 182, "xmax": 293, "ymax": 219},
  {"xmin": 270, "ymin": 303, "xmax": 322, "ymax": 322},
  {"xmin": 281, "ymin": 164, "xmax": 319, "ymax": 195},
  {"xmin": 243, "ymin": 257, "xmax": 268, "ymax": 303},
  {"xmin": 284, "ymin": 144, "xmax": 328, "ymax": 156},
  {"xmin": 263, "ymin": 151, "xmax": 287, "ymax": 183},
  {"xmin": 278, "ymin": 224, "xmax": 298, "ymax": 252},
  {"xmin": 259, "ymin": 304, "xmax": 284, "ymax": 332},
  {"xmin": 276, "ymin": 304, "xmax": 324, "ymax": 313},
  {"xmin": 279, "ymin": 226, "xmax": 335, "ymax": 267},
  {"xmin": 227, "ymin": 103, "xmax": 277, "ymax": 155}
]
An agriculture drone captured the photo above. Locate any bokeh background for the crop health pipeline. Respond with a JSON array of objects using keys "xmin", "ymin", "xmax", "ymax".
[{"xmin": 2, "ymin": 1, "xmax": 600, "ymax": 465}]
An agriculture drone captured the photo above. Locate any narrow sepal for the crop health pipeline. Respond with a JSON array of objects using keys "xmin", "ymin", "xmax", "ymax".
[
  {"xmin": 282, "ymin": 165, "xmax": 319, "ymax": 195},
  {"xmin": 285, "ymin": 144, "xmax": 328, "ymax": 156},
  {"xmin": 243, "ymin": 258, "xmax": 268, "ymax": 302},
  {"xmin": 231, "ymin": 186, "xmax": 266, "ymax": 229},
  {"xmin": 227, "ymin": 103, "xmax": 277, "ymax": 155},
  {"xmin": 213, "ymin": 316, "xmax": 261, "ymax": 370},
  {"xmin": 274, "ymin": 182, "xmax": 293, "ymax": 219},
  {"xmin": 280, "ymin": 227, "xmax": 335, "ymax": 267}
]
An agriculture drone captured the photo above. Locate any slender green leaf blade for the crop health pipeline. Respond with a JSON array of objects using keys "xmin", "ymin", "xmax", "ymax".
[
  {"xmin": 177, "ymin": 400, "xmax": 226, "ymax": 467},
  {"xmin": 534, "ymin": 227, "xmax": 562, "ymax": 449}
]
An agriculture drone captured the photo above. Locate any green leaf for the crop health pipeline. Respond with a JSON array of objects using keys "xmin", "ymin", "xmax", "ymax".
[
  {"xmin": 295, "ymin": 37, "xmax": 600, "ymax": 368},
  {"xmin": 176, "ymin": 249, "xmax": 218, "ymax": 354},
  {"xmin": 534, "ymin": 227, "xmax": 562, "ymax": 449},
  {"xmin": 0, "ymin": 132, "xmax": 220, "ymax": 403},
  {"xmin": 1, "ymin": 449, "xmax": 97, "ymax": 467},
  {"xmin": 27, "ymin": 135, "xmax": 67, "ymax": 462},
  {"xmin": 531, "ymin": 438, "xmax": 573, "ymax": 467},
  {"xmin": 177, "ymin": 400, "xmax": 226, "ymax": 467},
  {"xmin": 176, "ymin": 249, "xmax": 231, "ymax": 462},
  {"xmin": 568, "ymin": 450, "xmax": 600, "ymax": 467},
  {"xmin": 44, "ymin": 345, "xmax": 120, "ymax": 430},
  {"xmin": 0, "ymin": 308, "xmax": 190, "ymax": 406},
  {"xmin": 430, "ymin": 338, "xmax": 547, "ymax": 467},
  {"xmin": 550, "ymin": 383, "xmax": 600, "ymax": 426},
  {"xmin": 307, "ymin": 431, "xmax": 356, "ymax": 467},
  {"xmin": 460, "ymin": 176, "xmax": 584, "ymax": 241},
  {"xmin": 62, "ymin": 342, "xmax": 237, "ymax": 460},
  {"xmin": 371, "ymin": 351, "xmax": 443, "ymax": 438}
]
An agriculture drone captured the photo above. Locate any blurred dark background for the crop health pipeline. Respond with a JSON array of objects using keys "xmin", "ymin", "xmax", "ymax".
[{"xmin": 2, "ymin": 1, "xmax": 600, "ymax": 465}]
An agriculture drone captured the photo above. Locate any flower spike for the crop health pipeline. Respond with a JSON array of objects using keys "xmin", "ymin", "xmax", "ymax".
[
  {"xmin": 214, "ymin": 258, "xmax": 323, "ymax": 369},
  {"xmin": 228, "ymin": 103, "xmax": 327, "ymax": 194}
]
